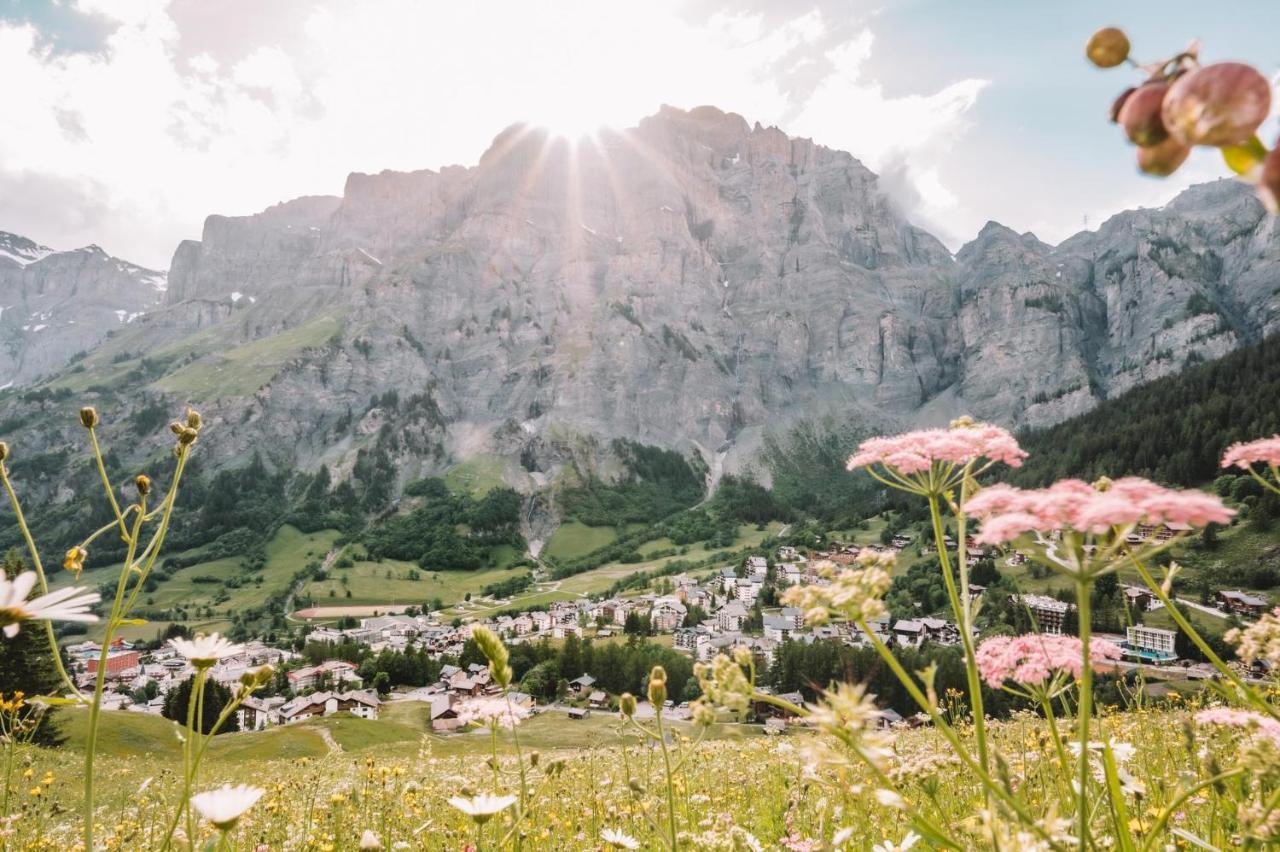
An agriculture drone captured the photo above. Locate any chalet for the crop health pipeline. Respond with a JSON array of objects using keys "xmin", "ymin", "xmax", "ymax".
[
  {"xmin": 587, "ymin": 690, "xmax": 608, "ymax": 708},
  {"xmin": 279, "ymin": 690, "xmax": 379, "ymax": 724},
  {"xmin": 892, "ymin": 620, "xmax": 926, "ymax": 648},
  {"xmin": 778, "ymin": 546, "xmax": 800, "ymax": 561},
  {"xmin": 568, "ymin": 674, "xmax": 597, "ymax": 694},
  {"xmin": 1218, "ymin": 589, "xmax": 1269, "ymax": 617},
  {"xmin": 567, "ymin": 707, "xmax": 590, "ymax": 720},
  {"xmin": 1122, "ymin": 586, "xmax": 1156, "ymax": 612},
  {"xmin": 430, "ymin": 695, "xmax": 463, "ymax": 731}
]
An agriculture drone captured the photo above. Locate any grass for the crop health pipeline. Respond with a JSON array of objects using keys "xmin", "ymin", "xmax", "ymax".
[
  {"xmin": 150, "ymin": 312, "xmax": 346, "ymax": 399},
  {"xmin": 543, "ymin": 521, "xmax": 621, "ymax": 561},
  {"xmin": 443, "ymin": 454, "xmax": 510, "ymax": 497}
]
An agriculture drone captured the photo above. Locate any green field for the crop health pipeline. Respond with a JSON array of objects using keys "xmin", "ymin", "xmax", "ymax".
[
  {"xmin": 54, "ymin": 524, "xmax": 340, "ymax": 641},
  {"xmin": 543, "ymin": 521, "xmax": 622, "ymax": 561},
  {"xmin": 304, "ymin": 557, "xmax": 528, "ymax": 610},
  {"xmin": 442, "ymin": 454, "xmax": 512, "ymax": 497}
]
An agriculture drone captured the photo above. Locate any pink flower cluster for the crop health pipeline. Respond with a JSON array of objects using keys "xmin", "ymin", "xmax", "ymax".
[
  {"xmin": 975, "ymin": 633, "xmax": 1123, "ymax": 689},
  {"xmin": 1194, "ymin": 707, "xmax": 1280, "ymax": 748},
  {"xmin": 965, "ymin": 478, "xmax": 1235, "ymax": 545},
  {"xmin": 1221, "ymin": 436, "xmax": 1280, "ymax": 470},
  {"xmin": 456, "ymin": 697, "xmax": 531, "ymax": 730},
  {"xmin": 846, "ymin": 423, "xmax": 1027, "ymax": 475}
]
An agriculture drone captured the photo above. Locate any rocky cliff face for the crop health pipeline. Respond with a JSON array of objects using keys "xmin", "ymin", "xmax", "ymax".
[
  {"xmin": 4, "ymin": 106, "xmax": 1278, "ymax": 498},
  {"xmin": 0, "ymin": 233, "xmax": 165, "ymax": 386}
]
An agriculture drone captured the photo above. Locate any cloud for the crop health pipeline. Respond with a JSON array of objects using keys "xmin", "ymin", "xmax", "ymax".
[{"xmin": 0, "ymin": 0, "xmax": 988, "ymax": 268}]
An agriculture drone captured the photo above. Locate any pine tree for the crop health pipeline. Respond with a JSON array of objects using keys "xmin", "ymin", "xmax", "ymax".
[{"xmin": 161, "ymin": 676, "xmax": 240, "ymax": 735}]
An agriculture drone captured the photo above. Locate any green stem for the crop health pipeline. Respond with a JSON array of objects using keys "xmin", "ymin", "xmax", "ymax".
[
  {"xmin": 83, "ymin": 496, "xmax": 145, "ymax": 852},
  {"xmin": 928, "ymin": 492, "xmax": 989, "ymax": 773},
  {"xmin": 1076, "ymin": 579, "xmax": 1093, "ymax": 852},
  {"xmin": 653, "ymin": 709, "xmax": 679, "ymax": 851},
  {"xmin": 88, "ymin": 427, "xmax": 128, "ymax": 539},
  {"xmin": 1039, "ymin": 693, "xmax": 1073, "ymax": 780}
]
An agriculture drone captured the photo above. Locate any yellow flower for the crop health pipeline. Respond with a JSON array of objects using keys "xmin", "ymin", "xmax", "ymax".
[{"xmin": 63, "ymin": 546, "xmax": 87, "ymax": 575}]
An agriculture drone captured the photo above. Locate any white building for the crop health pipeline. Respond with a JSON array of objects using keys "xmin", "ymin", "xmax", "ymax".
[{"xmin": 1124, "ymin": 625, "xmax": 1177, "ymax": 663}]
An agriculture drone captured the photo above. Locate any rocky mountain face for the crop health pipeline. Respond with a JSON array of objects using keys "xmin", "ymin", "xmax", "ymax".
[
  {"xmin": 2, "ymin": 106, "xmax": 1278, "ymax": 505},
  {"xmin": 0, "ymin": 232, "xmax": 166, "ymax": 387}
]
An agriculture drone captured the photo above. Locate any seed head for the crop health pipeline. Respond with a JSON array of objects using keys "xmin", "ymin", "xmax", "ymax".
[
  {"xmin": 79, "ymin": 407, "xmax": 99, "ymax": 429},
  {"xmin": 0, "ymin": 442, "xmax": 9, "ymax": 463},
  {"xmin": 185, "ymin": 407, "xmax": 202, "ymax": 430},
  {"xmin": 619, "ymin": 693, "xmax": 637, "ymax": 717},
  {"xmin": 134, "ymin": 474, "xmax": 151, "ymax": 497}
]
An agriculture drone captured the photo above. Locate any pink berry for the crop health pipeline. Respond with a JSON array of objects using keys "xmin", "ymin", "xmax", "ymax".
[
  {"xmin": 1119, "ymin": 82, "xmax": 1171, "ymax": 147},
  {"xmin": 1162, "ymin": 62, "xmax": 1273, "ymax": 147}
]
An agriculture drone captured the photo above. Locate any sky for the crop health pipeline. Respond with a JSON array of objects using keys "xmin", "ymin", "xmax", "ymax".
[{"xmin": 1, "ymin": 0, "xmax": 1278, "ymax": 269}]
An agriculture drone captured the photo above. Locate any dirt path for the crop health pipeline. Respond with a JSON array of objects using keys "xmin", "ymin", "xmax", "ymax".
[{"xmin": 313, "ymin": 725, "xmax": 342, "ymax": 753}]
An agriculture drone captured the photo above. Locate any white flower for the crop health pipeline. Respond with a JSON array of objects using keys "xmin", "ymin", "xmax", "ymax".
[
  {"xmin": 601, "ymin": 827, "xmax": 640, "ymax": 849},
  {"xmin": 872, "ymin": 831, "xmax": 921, "ymax": 852},
  {"xmin": 447, "ymin": 793, "xmax": 516, "ymax": 823},
  {"xmin": 0, "ymin": 571, "xmax": 99, "ymax": 637},
  {"xmin": 169, "ymin": 633, "xmax": 245, "ymax": 667},
  {"xmin": 832, "ymin": 827, "xmax": 855, "ymax": 848},
  {"xmin": 873, "ymin": 788, "xmax": 905, "ymax": 809},
  {"xmin": 359, "ymin": 828, "xmax": 381, "ymax": 849},
  {"xmin": 190, "ymin": 784, "xmax": 265, "ymax": 831}
]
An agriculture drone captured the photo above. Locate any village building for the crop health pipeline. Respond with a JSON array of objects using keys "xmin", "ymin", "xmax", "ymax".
[
  {"xmin": 1014, "ymin": 593, "xmax": 1073, "ymax": 635},
  {"xmin": 1217, "ymin": 589, "xmax": 1269, "ymax": 617},
  {"xmin": 1123, "ymin": 625, "xmax": 1177, "ymax": 663},
  {"xmin": 287, "ymin": 659, "xmax": 362, "ymax": 692},
  {"xmin": 279, "ymin": 690, "xmax": 380, "ymax": 724}
]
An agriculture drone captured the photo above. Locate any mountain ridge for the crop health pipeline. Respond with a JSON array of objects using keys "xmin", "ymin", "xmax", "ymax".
[{"xmin": 0, "ymin": 105, "xmax": 1276, "ymax": 518}]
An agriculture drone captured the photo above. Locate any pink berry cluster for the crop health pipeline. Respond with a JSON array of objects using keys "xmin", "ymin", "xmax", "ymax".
[{"xmin": 1087, "ymin": 27, "xmax": 1278, "ymax": 210}]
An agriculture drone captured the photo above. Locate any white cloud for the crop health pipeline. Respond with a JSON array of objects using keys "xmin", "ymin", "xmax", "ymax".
[{"xmin": 0, "ymin": 0, "xmax": 988, "ymax": 267}]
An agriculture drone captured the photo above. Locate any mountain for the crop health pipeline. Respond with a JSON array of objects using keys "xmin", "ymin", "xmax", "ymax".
[
  {"xmin": 1, "ymin": 105, "xmax": 1277, "ymax": 521},
  {"xmin": 0, "ymin": 232, "xmax": 166, "ymax": 387}
]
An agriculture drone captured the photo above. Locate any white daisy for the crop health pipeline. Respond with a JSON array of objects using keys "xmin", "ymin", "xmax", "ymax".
[
  {"xmin": 873, "ymin": 831, "xmax": 921, "ymax": 852},
  {"xmin": 601, "ymin": 827, "xmax": 640, "ymax": 849},
  {"xmin": 447, "ymin": 793, "xmax": 516, "ymax": 823},
  {"xmin": 359, "ymin": 828, "xmax": 381, "ymax": 849},
  {"xmin": 190, "ymin": 784, "xmax": 265, "ymax": 831},
  {"xmin": 0, "ymin": 571, "xmax": 99, "ymax": 638},
  {"xmin": 168, "ymin": 633, "xmax": 246, "ymax": 667}
]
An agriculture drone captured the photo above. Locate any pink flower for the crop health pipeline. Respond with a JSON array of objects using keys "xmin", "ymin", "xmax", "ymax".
[
  {"xmin": 1222, "ymin": 436, "xmax": 1280, "ymax": 470},
  {"xmin": 1194, "ymin": 707, "xmax": 1280, "ymax": 748},
  {"xmin": 847, "ymin": 422, "xmax": 1027, "ymax": 475},
  {"xmin": 966, "ymin": 477, "xmax": 1234, "ymax": 545},
  {"xmin": 975, "ymin": 634, "xmax": 1123, "ymax": 689}
]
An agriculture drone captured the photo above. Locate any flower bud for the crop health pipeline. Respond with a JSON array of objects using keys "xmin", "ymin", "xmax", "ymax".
[
  {"xmin": 185, "ymin": 407, "xmax": 202, "ymax": 430},
  {"xmin": 948, "ymin": 415, "xmax": 976, "ymax": 430},
  {"xmin": 619, "ymin": 693, "xmax": 637, "ymax": 717},
  {"xmin": 169, "ymin": 421, "xmax": 185, "ymax": 436},
  {"xmin": 134, "ymin": 474, "xmax": 151, "ymax": 497},
  {"xmin": 0, "ymin": 442, "xmax": 9, "ymax": 462},
  {"xmin": 1162, "ymin": 62, "xmax": 1272, "ymax": 147},
  {"xmin": 176, "ymin": 427, "xmax": 199, "ymax": 446},
  {"xmin": 1085, "ymin": 27, "xmax": 1129, "ymax": 69},
  {"xmin": 647, "ymin": 666, "xmax": 667, "ymax": 707},
  {"xmin": 79, "ymin": 406, "xmax": 99, "ymax": 429}
]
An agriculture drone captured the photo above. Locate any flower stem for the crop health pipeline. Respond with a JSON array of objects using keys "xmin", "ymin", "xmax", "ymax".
[
  {"xmin": 653, "ymin": 708, "xmax": 679, "ymax": 851},
  {"xmin": 1076, "ymin": 578, "xmax": 1092, "ymax": 852},
  {"xmin": 927, "ymin": 492, "xmax": 989, "ymax": 773}
]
